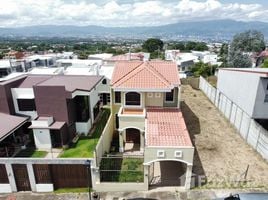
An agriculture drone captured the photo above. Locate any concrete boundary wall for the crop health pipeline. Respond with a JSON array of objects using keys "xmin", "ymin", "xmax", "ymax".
[
  {"xmin": 94, "ymin": 115, "xmax": 114, "ymax": 166},
  {"xmin": 0, "ymin": 158, "xmax": 93, "ymax": 193},
  {"xmin": 199, "ymin": 76, "xmax": 268, "ymax": 160}
]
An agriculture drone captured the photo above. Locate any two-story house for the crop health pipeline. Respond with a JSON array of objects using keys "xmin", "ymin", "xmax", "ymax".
[
  {"xmin": 0, "ymin": 74, "xmax": 105, "ymax": 151},
  {"xmin": 110, "ymin": 61, "xmax": 194, "ymax": 189}
]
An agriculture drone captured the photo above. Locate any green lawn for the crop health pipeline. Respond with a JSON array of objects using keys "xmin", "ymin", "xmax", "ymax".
[
  {"xmin": 15, "ymin": 149, "xmax": 48, "ymax": 158},
  {"xmin": 54, "ymin": 187, "xmax": 90, "ymax": 193},
  {"xmin": 100, "ymin": 157, "xmax": 144, "ymax": 182},
  {"xmin": 60, "ymin": 108, "xmax": 110, "ymax": 158},
  {"xmin": 119, "ymin": 158, "xmax": 144, "ymax": 182}
]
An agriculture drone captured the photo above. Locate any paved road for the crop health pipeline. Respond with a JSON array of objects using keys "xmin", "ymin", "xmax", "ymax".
[{"xmin": 1, "ymin": 189, "xmax": 268, "ymax": 200}]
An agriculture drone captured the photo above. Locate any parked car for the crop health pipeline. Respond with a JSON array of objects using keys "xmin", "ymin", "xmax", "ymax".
[{"xmin": 214, "ymin": 193, "xmax": 268, "ymax": 200}]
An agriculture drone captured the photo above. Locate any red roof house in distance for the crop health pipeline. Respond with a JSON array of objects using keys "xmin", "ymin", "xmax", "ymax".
[{"xmin": 110, "ymin": 61, "xmax": 194, "ymax": 190}]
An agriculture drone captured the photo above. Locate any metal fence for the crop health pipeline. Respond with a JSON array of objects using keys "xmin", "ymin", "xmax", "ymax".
[
  {"xmin": 99, "ymin": 155, "xmax": 144, "ymax": 183},
  {"xmin": 199, "ymin": 76, "xmax": 268, "ymax": 160}
]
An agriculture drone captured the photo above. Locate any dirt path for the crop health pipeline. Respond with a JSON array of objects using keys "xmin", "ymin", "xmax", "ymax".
[{"xmin": 181, "ymin": 85, "xmax": 268, "ymax": 189}]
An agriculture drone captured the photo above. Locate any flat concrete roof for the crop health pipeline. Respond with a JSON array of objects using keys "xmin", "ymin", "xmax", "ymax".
[
  {"xmin": 0, "ymin": 113, "xmax": 28, "ymax": 141},
  {"xmin": 219, "ymin": 68, "xmax": 268, "ymax": 77},
  {"xmin": 29, "ymin": 121, "xmax": 65, "ymax": 130}
]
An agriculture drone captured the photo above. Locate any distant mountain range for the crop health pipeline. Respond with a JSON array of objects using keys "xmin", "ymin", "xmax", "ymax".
[{"xmin": 1, "ymin": 20, "xmax": 268, "ymax": 41}]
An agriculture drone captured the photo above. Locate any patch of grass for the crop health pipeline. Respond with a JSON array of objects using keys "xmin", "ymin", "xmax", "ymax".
[
  {"xmin": 15, "ymin": 149, "xmax": 47, "ymax": 158},
  {"xmin": 100, "ymin": 157, "xmax": 144, "ymax": 182},
  {"xmin": 54, "ymin": 187, "xmax": 90, "ymax": 193},
  {"xmin": 60, "ymin": 108, "xmax": 110, "ymax": 158}
]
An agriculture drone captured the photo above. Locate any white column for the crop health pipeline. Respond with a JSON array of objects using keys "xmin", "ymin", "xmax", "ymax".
[
  {"xmin": 140, "ymin": 131, "xmax": 145, "ymax": 151},
  {"xmin": 119, "ymin": 131, "xmax": 124, "ymax": 152},
  {"xmin": 185, "ymin": 164, "xmax": 193, "ymax": 190},
  {"xmin": 27, "ymin": 163, "xmax": 36, "ymax": 192},
  {"xmin": 5, "ymin": 163, "xmax": 17, "ymax": 192},
  {"xmin": 143, "ymin": 165, "xmax": 149, "ymax": 191}
]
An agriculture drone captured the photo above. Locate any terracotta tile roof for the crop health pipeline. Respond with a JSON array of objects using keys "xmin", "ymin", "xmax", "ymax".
[
  {"xmin": 146, "ymin": 108, "xmax": 192, "ymax": 147},
  {"xmin": 0, "ymin": 113, "xmax": 28, "ymax": 141},
  {"xmin": 111, "ymin": 61, "xmax": 180, "ymax": 90}
]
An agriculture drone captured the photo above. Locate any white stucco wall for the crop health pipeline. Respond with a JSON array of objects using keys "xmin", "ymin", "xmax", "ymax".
[
  {"xmin": 97, "ymin": 78, "xmax": 110, "ymax": 93},
  {"xmin": 0, "ymin": 184, "xmax": 12, "ymax": 193},
  {"xmin": 35, "ymin": 184, "xmax": 54, "ymax": 192},
  {"xmin": 33, "ymin": 129, "xmax": 52, "ymax": 150},
  {"xmin": 253, "ymin": 78, "xmax": 268, "ymax": 118},
  {"xmin": 90, "ymin": 86, "xmax": 100, "ymax": 121},
  {"xmin": 75, "ymin": 119, "xmax": 92, "ymax": 135},
  {"xmin": 144, "ymin": 147, "xmax": 194, "ymax": 165},
  {"xmin": 217, "ymin": 70, "xmax": 260, "ymax": 117},
  {"xmin": 11, "ymin": 88, "xmax": 38, "ymax": 119}
]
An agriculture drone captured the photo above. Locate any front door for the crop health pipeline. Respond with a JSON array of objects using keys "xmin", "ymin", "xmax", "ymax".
[
  {"xmin": 126, "ymin": 129, "xmax": 140, "ymax": 144},
  {"xmin": 12, "ymin": 164, "xmax": 31, "ymax": 191}
]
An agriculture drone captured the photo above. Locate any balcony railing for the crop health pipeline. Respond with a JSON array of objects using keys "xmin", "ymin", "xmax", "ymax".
[{"xmin": 119, "ymin": 107, "xmax": 146, "ymax": 116}]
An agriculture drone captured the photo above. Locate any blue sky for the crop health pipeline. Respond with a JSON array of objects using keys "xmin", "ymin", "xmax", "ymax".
[{"xmin": 0, "ymin": 0, "xmax": 267, "ymax": 27}]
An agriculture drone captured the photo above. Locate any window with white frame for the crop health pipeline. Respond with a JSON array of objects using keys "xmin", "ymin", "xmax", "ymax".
[
  {"xmin": 125, "ymin": 92, "xmax": 141, "ymax": 106},
  {"xmin": 174, "ymin": 151, "xmax": 183, "ymax": 158},
  {"xmin": 147, "ymin": 92, "xmax": 153, "ymax": 98},
  {"xmin": 155, "ymin": 93, "xmax": 161, "ymax": 98},
  {"xmin": 114, "ymin": 92, "xmax": 121, "ymax": 103},
  {"xmin": 157, "ymin": 150, "xmax": 165, "ymax": 158},
  {"xmin": 165, "ymin": 89, "xmax": 174, "ymax": 102}
]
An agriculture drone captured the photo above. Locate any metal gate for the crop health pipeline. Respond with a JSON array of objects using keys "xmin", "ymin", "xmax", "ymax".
[
  {"xmin": 12, "ymin": 164, "xmax": 31, "ymax": 191},
  {"xmin": 51, "ymin": 164, "xmax": 90, "ymax": 189}
]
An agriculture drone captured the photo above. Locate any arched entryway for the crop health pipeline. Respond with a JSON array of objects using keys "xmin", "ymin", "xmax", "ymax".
[
  {"xmin": 149, "ymin": 160, "xmax": 187, "ymax": 187},
  {"xmin": 124, "ymin": 128, "xmax": 141, "ymax": 152}
]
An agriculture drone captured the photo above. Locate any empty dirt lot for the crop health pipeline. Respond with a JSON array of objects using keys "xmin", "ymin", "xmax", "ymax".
[{"xmin": 181, "ymin": 85, "xmax": 268, "ymax": 189}]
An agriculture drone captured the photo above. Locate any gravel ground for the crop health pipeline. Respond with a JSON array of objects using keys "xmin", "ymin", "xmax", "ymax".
[{"xmin": 181, "ymin": 85, "xmax": 268, "ymax": 189}]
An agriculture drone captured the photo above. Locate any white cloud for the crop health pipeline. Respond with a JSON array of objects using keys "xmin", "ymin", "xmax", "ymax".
[{"xmin": 0, "ymin": 0, "xmax": 267, "ymax": 27}]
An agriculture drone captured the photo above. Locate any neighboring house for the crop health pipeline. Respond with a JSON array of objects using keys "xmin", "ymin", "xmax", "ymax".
[
  {"xmin": 176, "ymin": 53, "xmax": 199, "ymax": 72},
  {"xmin": 0, "ymin": 60, "xmax": 12, "ymax": 78},
  {"xmin": 0, "ymin": 113, "xmax": 29, "ymax": 157},
  {"xmin": 0, "ymin": 74, "xmax": 105, "ymax": 150},
  {"xmin": 56, "ymin": 59, "xmax": 102, "ymax": 68},
  {"xmin": 28, "ymin": 67, "xmax": 64, "ymax": 75},
  {"xmin": 217, "ymin": 68, "xmax": 268, "ymax": 119},
  {"xmin": 88, "ymin": 53, "xmax": 113, "ymax": 60},
  {"xmin": 165, "ymin": 50, "xmax": 181, "ymax": 61},
  {"xmin": 104, "ymin": 52, "xmax": 150, "ymax": 66},
  {"xmin": 64, "ymin": 66, "xmax": 113, "ymax": 106},
  {"xmin": 26, "ymin": 55, "xmax": 57, "ymax": 68},
  {"xmin": 256, "ymin": 50, "xmax": 268, "ymax": 67},
  {"xmin": 110, "ymin": 61, "xmax": 194, "ymax": 189}
]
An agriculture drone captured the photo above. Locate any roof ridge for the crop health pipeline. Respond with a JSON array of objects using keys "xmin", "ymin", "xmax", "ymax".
[
  {"xmin": 111, "ymin": 61, "xmax": 143, "ymax": 85},
  {"xmin": 114, "ymin": 64, "xmax": 170, "ymax": 89},
  {"xmin": 147, "ymin": 62, "xmax": 173, "ymax": 85},
  {"xmin": 114, "ymin": 63, "xmax": 148, "ymax": 87},
  {"xmin": 145, "ymin": 62, "xmax": 172, "ymax": 87}
]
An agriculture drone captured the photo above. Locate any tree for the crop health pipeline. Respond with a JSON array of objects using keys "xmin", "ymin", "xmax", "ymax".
[
  {"xmin": 219, "ymin": 43, "xmax": 228, "ymax": 68},
  {"xmin": 228, "ymin": 30, "xmax": 265, "ymax": 68},
  {"xmin": 191, "ymin": 62, "xmax": 217, "ymax": 77},
  {"xmin": 142, "ymin": 38, "xmax": 164, "ymax": 53},
  {"xmin": 228, "ymin": 49, "xmax": 252, "ymax": 68},
  {"xmin": 231, "ymin": 30, "xmax": 265, "ymax": 52},
  {"xmin": 262, "ymin": 59, "xmax": 268, "ymax": 68}
]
